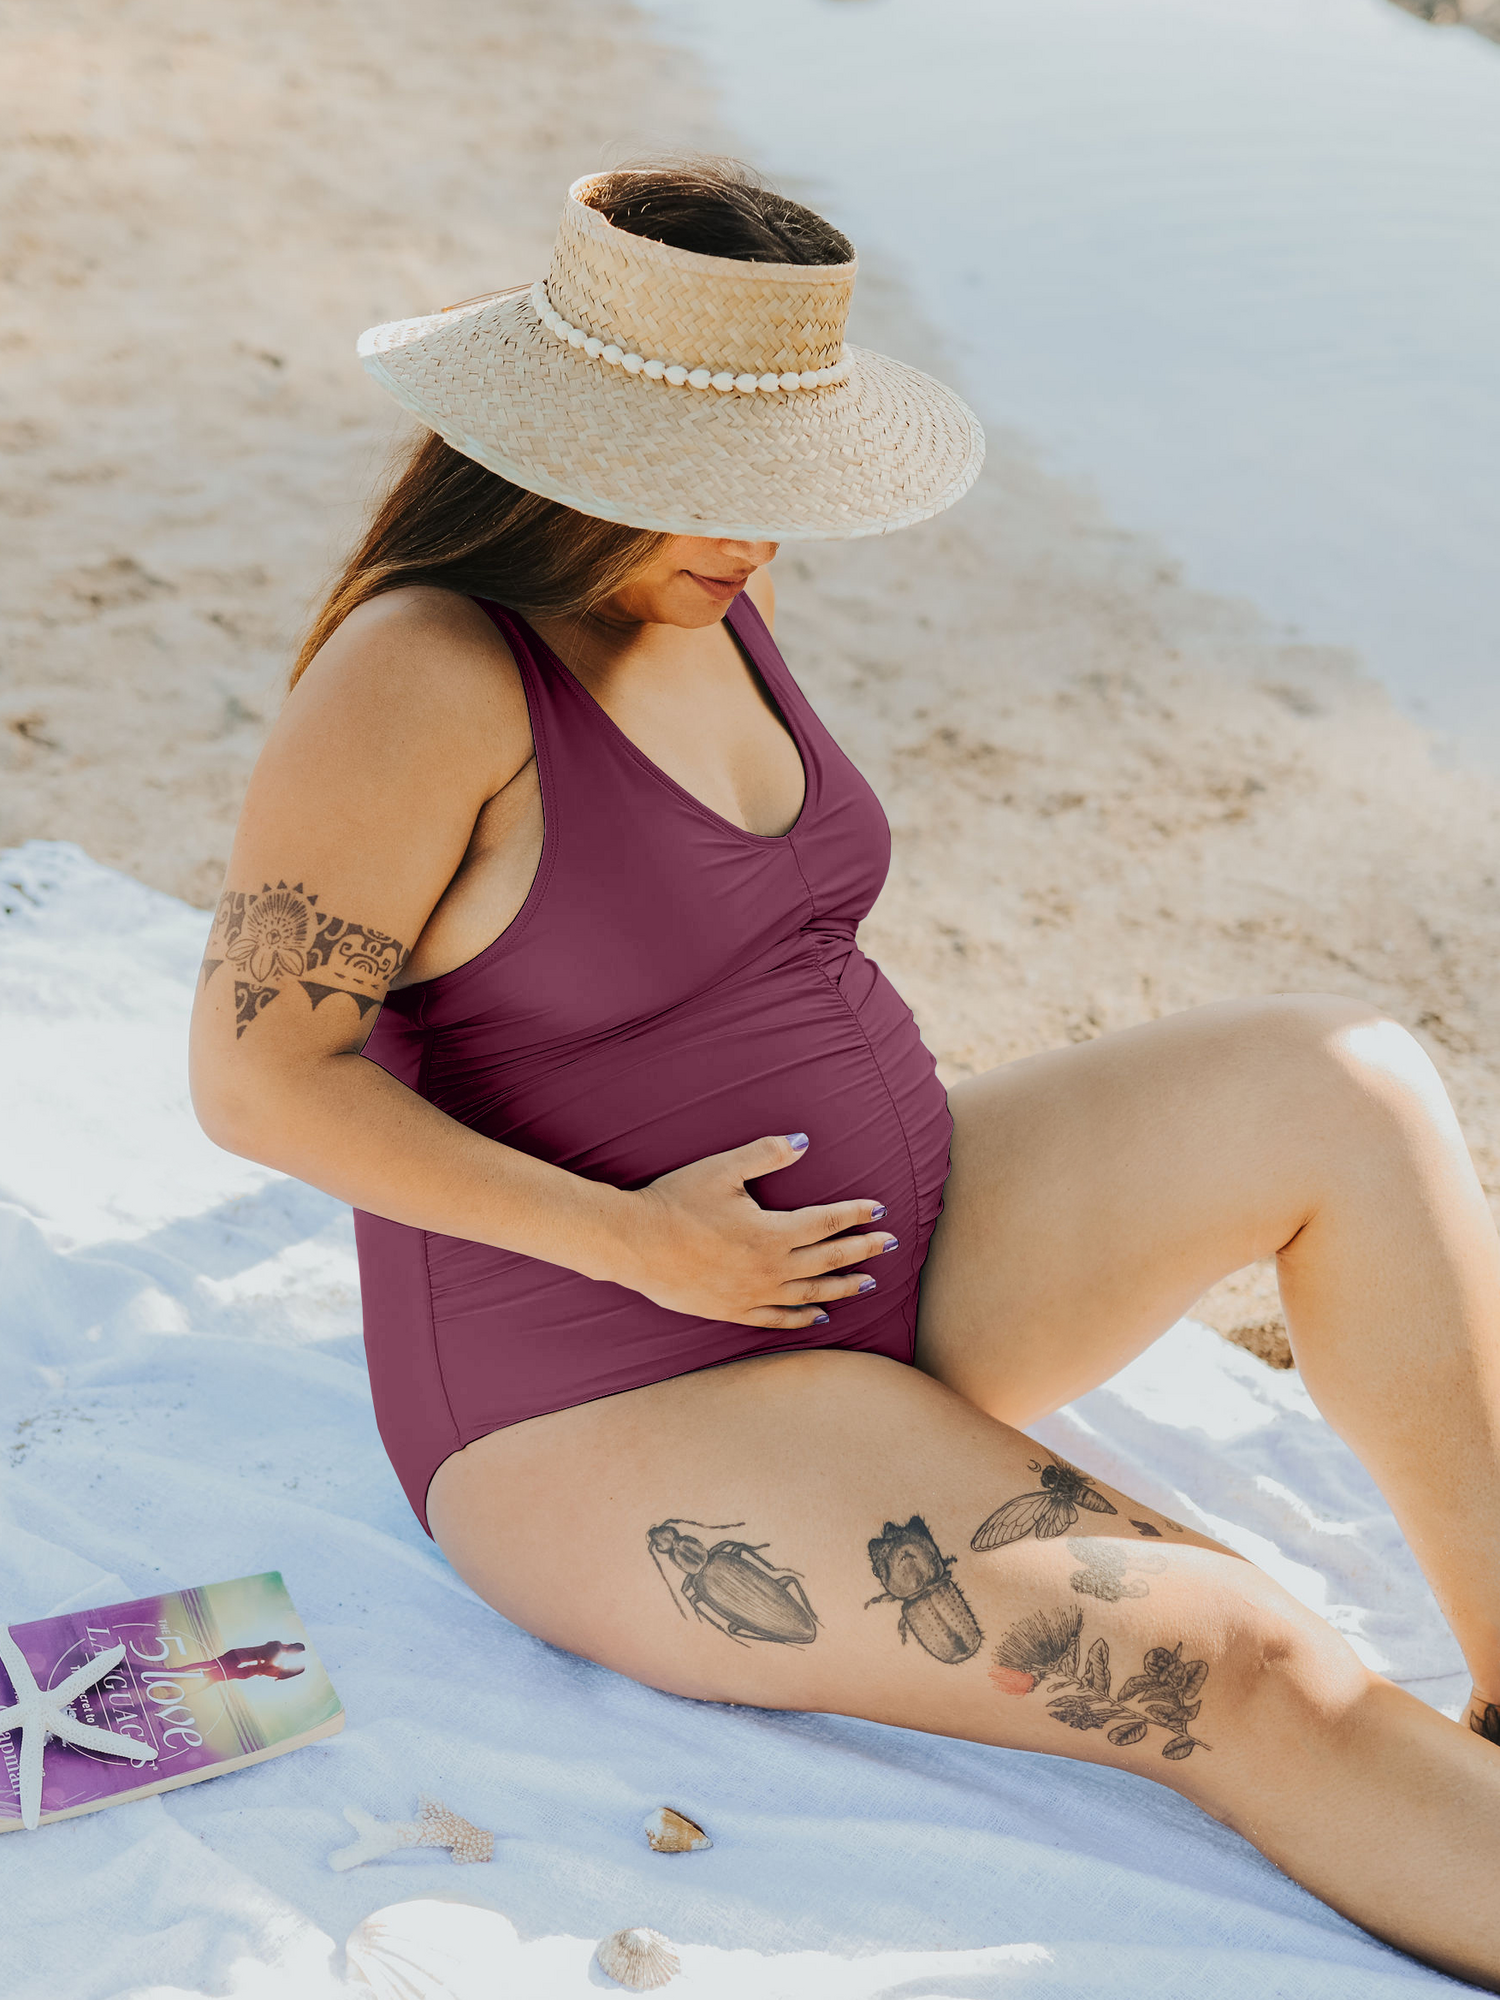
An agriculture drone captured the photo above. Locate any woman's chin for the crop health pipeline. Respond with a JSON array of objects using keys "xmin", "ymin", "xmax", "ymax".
[{"xmin": 659, "ymin": 588, "xmax": 738, "ymax": 628}]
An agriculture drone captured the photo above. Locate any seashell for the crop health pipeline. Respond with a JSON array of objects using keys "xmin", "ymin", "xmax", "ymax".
[
  {"xmin": 642, "ymin": 1805, "xmax": 711, "ymax": 1853},
  {"xmin": 594, "ymin": 1925, "xmax": 681, "ymax": 1990},
  {"xmin": 345, "ymin": 1898, "xmax": 520, "ymax": 1999}
]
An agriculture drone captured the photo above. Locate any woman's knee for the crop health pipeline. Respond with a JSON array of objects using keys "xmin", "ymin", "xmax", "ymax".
[
  {"xmin": 1248, "ymin": 992, "xmax": 1429, "ymax": 1091},
  {"xmin": 1235, "ymin": 995, "xmax": 1454, "ymax": 1151},
  {"xmin": 1173, "ymin": 1571, "xmax": 1372, "ymax": 1790}
]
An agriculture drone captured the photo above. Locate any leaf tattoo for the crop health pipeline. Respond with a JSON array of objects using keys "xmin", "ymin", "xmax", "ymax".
[
  {"xmin": 1471, "ymin": 1702, "xmax": 1500, "ymax": 1747},
  {"xmin": 202, "ymin": 882, "xmax": 408, "ymax": 1037},
  {"xmin": 971, "ymin": 1455, "xmax": 1117, "ymax": 1551},
  {"xmin": 989, "ymin": 1608, "xmax": 1211, "ymax": 1759}
]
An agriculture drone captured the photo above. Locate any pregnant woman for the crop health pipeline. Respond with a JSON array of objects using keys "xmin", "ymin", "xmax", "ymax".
[{"xmin": 190, "ymin": 161, "xmax": 1500, "ymax": 1984}]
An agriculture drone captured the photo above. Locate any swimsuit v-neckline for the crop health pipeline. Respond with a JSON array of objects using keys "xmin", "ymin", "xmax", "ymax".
[{"xmin": 510, "ymin": 599, "xmax": 814, "ymax": 846}]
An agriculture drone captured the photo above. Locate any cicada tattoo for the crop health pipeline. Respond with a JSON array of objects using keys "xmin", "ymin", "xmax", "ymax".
[
  {"xmin": 971, "ymin": 1454, "xmax": 1117, "ymax": 1551},
  {"xmin": 1473, "ymin": 1701, "xmax": 1500, "ymax": 1747},
  {"xmin": 866, "ymin": 1516, "xmax": 983, "ymax": 1664},
  {"xmin": 647, "ymin": 1519, "xmax": 818, "ymax": 1647}
]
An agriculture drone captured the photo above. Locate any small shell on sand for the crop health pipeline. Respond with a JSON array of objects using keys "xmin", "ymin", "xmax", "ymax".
[
  {"xmin": 595, "ymin": 1926, "xmax": 681, "ymax": 1990},
  {"xmin": 643, "ymin": 1805, "xmax": 711, "ymax": 1853}
]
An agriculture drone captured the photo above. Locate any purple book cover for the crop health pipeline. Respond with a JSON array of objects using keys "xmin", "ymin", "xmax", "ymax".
[{"xmin": 1, "ymin": 1570, "xmax": 343, "ymax": 1828}]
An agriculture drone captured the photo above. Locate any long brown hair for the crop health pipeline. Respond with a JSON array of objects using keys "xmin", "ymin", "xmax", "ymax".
[{"xmin": 291, "ymin": 158, "xmax": 852, "ymax": 690}]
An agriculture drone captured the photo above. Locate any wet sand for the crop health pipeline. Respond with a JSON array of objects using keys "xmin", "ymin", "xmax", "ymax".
[{"xmin": 5, "ymin": 0, "xmax": 1498, "ymax": 1359}]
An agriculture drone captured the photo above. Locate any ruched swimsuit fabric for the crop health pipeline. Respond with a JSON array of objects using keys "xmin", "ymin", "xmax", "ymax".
[{"xmin": 355, "ymin": 595, "xmax": 953, "ymax": 1536}]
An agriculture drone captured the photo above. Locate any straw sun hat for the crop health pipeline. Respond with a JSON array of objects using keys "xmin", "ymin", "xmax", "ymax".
[{"xmin": 356, "ymin": 174, "xmax": 984, "ymax": 542}]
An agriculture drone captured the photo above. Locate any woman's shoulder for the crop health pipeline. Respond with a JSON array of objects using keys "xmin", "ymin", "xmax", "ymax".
[
  {"xmin": 315, "ymin": 584, "xmax": 518, "ymax": 686},
  {"xmin": 289, "ymin": 585, "xmax": 532, "ymax": 794}
]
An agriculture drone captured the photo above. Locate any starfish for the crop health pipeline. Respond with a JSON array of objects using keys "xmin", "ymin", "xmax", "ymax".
[{"xmin": 0, "ymin": 1624, "xmax": 158, "ymax": 1829}]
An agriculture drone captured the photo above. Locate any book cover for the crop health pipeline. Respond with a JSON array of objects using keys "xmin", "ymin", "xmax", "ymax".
[{"xmin": 0, "ymin": 1570, "xmax": 344, "ymax": 1829}]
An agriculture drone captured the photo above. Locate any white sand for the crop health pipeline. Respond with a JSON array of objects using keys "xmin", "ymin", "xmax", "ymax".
[{"xmin": 5, "ymin": 0, "xmax": 1498, "ymax": 1357}]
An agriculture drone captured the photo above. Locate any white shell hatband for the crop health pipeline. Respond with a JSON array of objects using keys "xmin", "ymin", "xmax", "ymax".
[{"xmin": 529, "ymin": 281, "xmax": 852, "ymax": 395}]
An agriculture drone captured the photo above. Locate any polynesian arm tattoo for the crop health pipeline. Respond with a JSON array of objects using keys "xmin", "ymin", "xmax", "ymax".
[
  {"xmin": 646, "ymin": 1519, "xmax": 819, "ymax": 1647},
  {"xmin": 988, "ymin": 1604, "xmax": 1212, "ymax": 1759},
  {"xmin": 201, "ymin": 881, "xmax": 409, "ymax": 1038}
]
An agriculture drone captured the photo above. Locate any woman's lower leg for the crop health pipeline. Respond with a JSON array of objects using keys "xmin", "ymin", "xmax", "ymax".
[
  {"xmin": 922, "ymin": 994, "xmax": 1500, "ymax": 1712},
  {"xmin": 1270, "ymin": 1012, "xmax": 1500, "ymax": 1709}
]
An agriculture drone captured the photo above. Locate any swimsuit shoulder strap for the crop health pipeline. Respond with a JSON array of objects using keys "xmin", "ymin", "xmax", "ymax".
[
  {"xmin": 724, "ymin": 589, "xmax": 795, "ymax": 702},
  {"xmin": 724, "ymin": 589, "xmax": 836, "ymax": 779}
]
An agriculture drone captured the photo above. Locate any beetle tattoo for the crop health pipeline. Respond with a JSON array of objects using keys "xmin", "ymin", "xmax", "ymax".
[
  {"xmin": 647, "ymin": 1520, "xmax": 819, "ymax": 1646},
  {"xmin": 970, "ymin": 1454, "xmax": 1117, "ymax": 1551},
  {"xmin": 866, "ymin": 1516, "xmax": 983, "ymax": 1664}
]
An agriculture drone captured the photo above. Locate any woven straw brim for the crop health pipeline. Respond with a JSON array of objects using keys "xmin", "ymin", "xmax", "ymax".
[{"xmin": 358, "ymin": 290, "xmax": 984, "ymax": 542}]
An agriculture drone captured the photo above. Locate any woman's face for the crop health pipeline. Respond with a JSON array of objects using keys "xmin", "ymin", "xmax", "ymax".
[{"xmin": 600, "ymin": 535, "xmax": 779, "ymax": 630}]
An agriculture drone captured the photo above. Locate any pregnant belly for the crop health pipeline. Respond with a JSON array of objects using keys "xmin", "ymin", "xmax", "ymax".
[{"xmin": 390, "ymin": 945, "xmax": 952, "ymax": 1431}]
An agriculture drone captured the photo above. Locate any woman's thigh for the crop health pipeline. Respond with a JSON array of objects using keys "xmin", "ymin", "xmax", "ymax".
[
  {"xmin": 915, "ymin": 993, "xmax": 1385, "ymax": 1424},
  {"xmin": 427, "ymin": 1348, "xmax": 1355, "ymax": 1807}
]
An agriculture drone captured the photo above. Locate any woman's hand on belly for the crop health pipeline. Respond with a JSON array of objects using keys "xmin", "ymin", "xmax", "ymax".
[{"xmin": 617, "ymin": 1132, "xmax": 897, "ymax": 1329}]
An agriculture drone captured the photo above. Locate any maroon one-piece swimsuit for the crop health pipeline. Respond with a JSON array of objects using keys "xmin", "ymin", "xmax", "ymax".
[{"xmin": 355, "ymin": 593, "xmax": 953, "ymax": 1535}]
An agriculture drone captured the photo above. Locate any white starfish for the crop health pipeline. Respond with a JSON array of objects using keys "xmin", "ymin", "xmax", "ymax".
[{"xmin": 0, "ymin": 1623, "xmax": 158, "ymax": 1829}]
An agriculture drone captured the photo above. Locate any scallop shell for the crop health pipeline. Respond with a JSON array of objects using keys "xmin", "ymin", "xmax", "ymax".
[
  {"xmin": 642, "ymin": 1805, "xmax": 712, "ymax": 1853},
  {"xmin": 594, "ymin": 1925, "xmax": 681, "ymax": 1990},
  {"xmin": 345, "ymin": 1899, "xmax": 520, "ymax": 1998}
]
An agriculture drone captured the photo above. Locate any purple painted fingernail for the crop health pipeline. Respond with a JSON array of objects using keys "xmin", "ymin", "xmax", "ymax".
[
  {"xmin": 882, "ymin": 1237, "xmax": 900, "ymax": 1253},
  {"xmin": 812, "ymin": 1310, "xmax": 830, "ymax": 1324},
  {"xmin": 857, "ymin": 1276, "xmax": 877, "ymax": 1293},
  {"xmin": 870, "ymin": 1204, "xmax": 887, "ymax": 1221},
  {"xmin": 786, "ymin": 1132, "xmax": 809, "ymax": 1152}
]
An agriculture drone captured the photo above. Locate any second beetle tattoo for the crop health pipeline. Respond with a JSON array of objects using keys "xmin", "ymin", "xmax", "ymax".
[{"xmin": 866, "ymin": 1516, "xmax": 983, "ymax": 1664}]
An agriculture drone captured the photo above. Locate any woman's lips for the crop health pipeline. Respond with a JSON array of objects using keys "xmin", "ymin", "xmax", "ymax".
[{"xmin": 686, "ymin": 570, "xmax": 747, "ymax": 603}]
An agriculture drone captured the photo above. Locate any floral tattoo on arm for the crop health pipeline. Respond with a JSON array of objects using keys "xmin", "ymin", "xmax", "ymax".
[{"xmin": 202, "ymin": 881, "xmax": 409, "ymax": 1037}]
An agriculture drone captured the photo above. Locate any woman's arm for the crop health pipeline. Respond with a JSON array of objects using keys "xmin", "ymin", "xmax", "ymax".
[{"xmin": 190, "ymin": 586, "xmax": 887, "ymax": 1329}]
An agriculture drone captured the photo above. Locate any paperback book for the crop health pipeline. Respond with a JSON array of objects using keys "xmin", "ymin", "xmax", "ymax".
[{"xmin": 0, "ymin": 1570, "xmax": 343, "ymax": 1829}]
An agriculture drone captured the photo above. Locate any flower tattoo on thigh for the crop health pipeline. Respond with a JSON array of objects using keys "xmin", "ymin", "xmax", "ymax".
[
  {"xmin": 990, "ymin": 1604, "xmax": 1212, "ymax": 1759},
  {"xmin": 201, "ymin": 881, "xmax": 408, "ymax": 1036},
  {"xmin": 1067, "ymin": 1537, "xmax": 1166, "ymax": 1602}
]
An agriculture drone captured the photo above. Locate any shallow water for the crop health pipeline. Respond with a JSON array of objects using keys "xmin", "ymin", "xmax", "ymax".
[{"xmin": 644, "ymin": 0, "xmax": 1500, "ymax": 763}]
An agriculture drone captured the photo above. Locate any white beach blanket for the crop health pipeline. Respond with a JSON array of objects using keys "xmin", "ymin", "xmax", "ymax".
[{"xmin": 0, "ymin": 841, "xmax": 1479, "ymax": 1998}]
